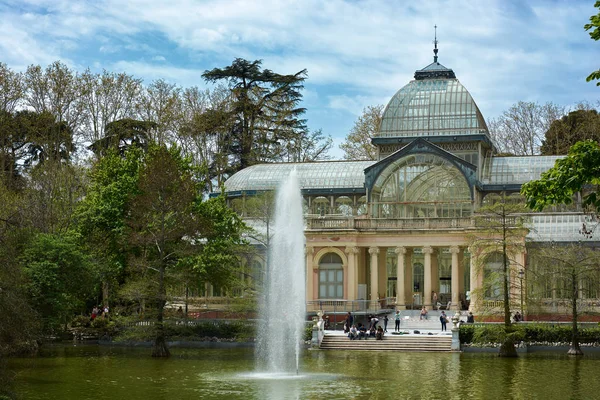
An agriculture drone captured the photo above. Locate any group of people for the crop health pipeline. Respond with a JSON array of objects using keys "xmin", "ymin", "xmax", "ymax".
[
  {"xmin": 345, "ymin": 312, "xmax": 386, "ymax": 340},
  {"xmin": 342, "ymin": 308, "xmax": 477, "ymax": 338},
  {"xmin": 91, "ymin": 305, "xmax": 109, "ymax": 320}
]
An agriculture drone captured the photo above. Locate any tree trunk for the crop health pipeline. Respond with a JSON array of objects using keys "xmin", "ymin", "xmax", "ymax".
[
  {"xmin": 568, "ymin": 275, "xmax": 583, "ymax": 356},
  {"xmin": 102, "ymin": 281, "xmax": 109, "ymax": 309},
  {"xmin": 152, "ymin": 265, "xmax": 170, "ymax": 358}
]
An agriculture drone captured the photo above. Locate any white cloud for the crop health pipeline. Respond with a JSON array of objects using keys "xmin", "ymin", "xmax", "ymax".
[{"xmin": 0, "ymin": 0, "xmax": 597, "ymax": 155}]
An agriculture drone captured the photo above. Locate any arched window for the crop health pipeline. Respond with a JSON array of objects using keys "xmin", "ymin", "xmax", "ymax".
[
  {"xmin": 318, "ymin": 252, "xmax": 343, "ymax": 299},
  {"xmin": 335, "ymin": 196, "xmax": 353, "ymax": 216},
  {"xmin": 312, "ymin": 196, "xmax": 330, "ymax": 216},
  {"xmin": 371, "ymin": 153, "xmax": 472, "ymax": 218}
]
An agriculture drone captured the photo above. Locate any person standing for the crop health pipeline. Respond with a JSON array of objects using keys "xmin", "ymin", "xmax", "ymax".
[
  {"xmin": 383, "ymin": 315, "xmax": 389, "ymax": 332},
  {"xmin": 432, "ymin": 291, "xmax": 438, "ymax": 310},
  {"xmin": 394, "ymin": 311, "xmax": 401, "ymax": 332},
  {"xmin": 346, "ymin": 311, "xmax": 354, "ymax": 332},
  {"xmin": 440, "ymin": 311, "xmax": 447, "ymax": 331}
]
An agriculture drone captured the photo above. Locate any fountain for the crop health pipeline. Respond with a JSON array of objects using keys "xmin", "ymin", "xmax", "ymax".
[{"xmin": 256, "ymin": 170, "xmax": 306, "ymax": 375}]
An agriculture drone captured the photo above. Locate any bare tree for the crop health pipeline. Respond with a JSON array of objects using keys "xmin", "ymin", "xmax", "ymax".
[
  {"xmin": 79, "ymin": 69, "xmax": 142, "ymax": 143},
  {"xmin": 0, "ymin": 63, "xmax": 25, "ymax": 113},
  {"xmin": 488, "ymin": 101, "xmax": 564, "ymax": 155},
  {"xmin": 529, "ymin": 242, "xmax": 600, "ymax": 355},
  {"xmin": 340, "ymin": 105, "xmax": 382, "ymax": 160},
  {"xmin": 24, "ymin": 62, "xmax": 85, "ymax": 136},
  {"xmin": 136, "ymin": 79, "xmax": 183, "ymax": 145}
]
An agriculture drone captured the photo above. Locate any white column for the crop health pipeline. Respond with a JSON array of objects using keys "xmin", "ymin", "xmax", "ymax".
[
  {"xmin": 369, "ymin": 246, "xmax": 379, "ymax": 304},
  {"xmin": 450, "ymin": 245, "xmax": 460, "ymax": 311},
  {"xmin": 468, "ymin": 246, "xmax": 480, "ymax": 313},
  {"xmin": 423, "ymin": 246, "xmax": 433, "ymax": 309},
  {"xmin": 395, "ymin": 246, "xmax": 407, "ymax": 309},
  {"xmin": 345, "ymin": 246, "xmax": 359, "ymax": 300}
]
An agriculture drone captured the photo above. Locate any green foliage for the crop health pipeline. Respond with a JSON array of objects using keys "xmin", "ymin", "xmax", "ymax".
[
  {"xmin": 460, "ymin": 323, "xmax": 600, "ymax": 345},
  {"xmin": 191, "ymin": 195, "xmax": 249, "ymax": 290},
  {"xmin": 21, "ymin": 232, "xmax": 97, "ymax": 333},
  {"xmin": 585, "ymin": 1, "xmax": 600, "ymax": 85},
  {"xmin": 202, "ymin": 58, "xmax": 309, "ymax": 171},
  {"xmin": 541, "ymin": 109, "xmax": 600, "ymax": 155},
  {"xmin": 522, "ymin": 140, "xmax": 600, "ymax": 214},
  {"xmin": 114, "ymin": 320, "xmax": 255, "ymax": 342},
  {"xmin": 89, "ymin": 118, "xmax": 157, "ymax": 157}
]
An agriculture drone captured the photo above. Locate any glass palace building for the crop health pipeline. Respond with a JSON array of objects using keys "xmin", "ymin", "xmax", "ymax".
[{"xmin": 218, "ymin": 51, "xmax": 599, "ymax": 315}]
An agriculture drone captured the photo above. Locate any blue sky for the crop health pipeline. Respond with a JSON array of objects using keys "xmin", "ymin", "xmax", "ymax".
[{"xmin": 0, "ymin": 0, "xmax": 598, "ymax": 159}]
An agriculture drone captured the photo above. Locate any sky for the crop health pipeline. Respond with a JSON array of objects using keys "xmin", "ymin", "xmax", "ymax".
[{"xmin": 0, "ymin": 0, "xmax": 598, "ymax": 159}]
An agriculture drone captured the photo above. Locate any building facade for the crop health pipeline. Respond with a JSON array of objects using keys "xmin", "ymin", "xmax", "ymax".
[{"xmin": 219, "ymin": 50, "xmax": 599, "ymax": 316}]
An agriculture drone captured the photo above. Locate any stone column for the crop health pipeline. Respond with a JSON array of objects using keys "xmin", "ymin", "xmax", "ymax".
[
  {"xmin": 305, "ymin": 246, "xmax": 315, "ymax": 305},
  {"xmin": 369, "ymin": 246, "xmax": 379, "ymax": 305},
  {"xmin": 423, "ymin": 246, "xmax": 433, "ymax": 309},
  {"xmin": 450, "ymin": 245, "xmax": 461, "ymax": 311},
  {"xmin": 395, "ymin": 246, "xmax": 407, "ymax": 309},
  {"xmin": 345, "ymin": 246, "xmax": 359, "ymax": 301},
  {"xmin": 468, "ymin": 246, "xmax": 480, "ymax": 313}
]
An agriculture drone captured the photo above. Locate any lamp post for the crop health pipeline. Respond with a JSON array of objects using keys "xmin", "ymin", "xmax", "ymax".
[{"xmin": 518, "ymin": 268, "xmax": 525, "ymax": 321}]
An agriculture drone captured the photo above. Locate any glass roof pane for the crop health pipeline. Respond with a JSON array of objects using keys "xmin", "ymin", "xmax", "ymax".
[
  {"xmin": 223, "ymin": 161, "xmax": 375, "ymax": 192},
  {"xmin": 481, "ymin": 156, "xmax": 564, "ymax": 184}
]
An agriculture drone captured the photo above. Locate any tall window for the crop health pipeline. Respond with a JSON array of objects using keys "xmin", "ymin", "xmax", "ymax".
[
  {"xmin": 386, "ymin": 248, "xmax": 397, "ymax": 298},
  {"xmin": 484, "ymin": 253, "xmax": 505, "ymax": 300},
  {"xmin": 318, "ymin": 253, "xmax": 344, "ymax": 299}
]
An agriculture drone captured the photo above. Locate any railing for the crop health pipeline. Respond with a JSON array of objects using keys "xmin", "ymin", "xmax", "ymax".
[
  {"xmin": 306, "ymin": 298, "xmax": 396, "ymax": 314},
  {"xmin": 306, "ymin": 217, "xmax": 476, "ymax": 231}
]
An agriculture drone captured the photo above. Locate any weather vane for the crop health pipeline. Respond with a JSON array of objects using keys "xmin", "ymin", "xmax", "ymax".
[{"xmin": 433, "ymin": 24, "xmax": 439, "ymax": 63}]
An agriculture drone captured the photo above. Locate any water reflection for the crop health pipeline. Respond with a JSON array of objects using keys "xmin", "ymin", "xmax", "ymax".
[{"xmin": 7, "ymin": 345, "xmax": 600, "ymax": 400}]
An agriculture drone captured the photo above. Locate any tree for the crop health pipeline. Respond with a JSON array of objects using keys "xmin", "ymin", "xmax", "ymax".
[
  {"xmin": 202, "ymin": 58, "xmax": 308, "ymax": 172},
  {"xmin": 470, "ymin": 194, "xmax": 528, "ymax": 357},
  {"xmin": 0, "ymin": 110, "xmax": 75, "ymax": 189},
  {"xmin": 488, "ymin": 101, "xmax": 564, "ymax": 155},
  {"xmin": 283, "ymin": 128, "xmax": 333, "ymax": 162},
  {"xmin": 126, "ymin": 145, "xmax": 197, "ymax": 357},
  {"xmin": 585, "ymin": 1, "xmax": 600, "ymax": 85},
  {"xmin": 24, "ymin": 62, "xmax": 84, "ymax": 135},
  {"xmin": 75, "ymin": 147, "xmax": 144, "ymax": 308},
  {"xmin": 529, "ymin": 243, "xmax": 600, "ymax": 355},
  {"xmin": 340, "ymin": 105, "xmax": 382, "ymax": 160},
  {"xmin": 0, "ymin": 62, "xmax": 24, "ymax": 113},
  {"xmin": 24, "ymin": 161, "xmax": 87, "ymax": 235},
  {"xmin": 136, "ymin": 79, "xmax": 182, "ymax": 145},
  {"xmin": 89, "ymin": 118, "xmax": 157, "ymax": 157},
  {"xmin": 541, "ymin": 109, "xmax": 600, "ymax": 155},
  {"xmin": 0, "ymin": 183, "xmax": 39, "ymax": 356},
  {"xmin": 521, "ymin": 140, "xmax": 600, "ymax": 228},
  {"xmin": 21, "ymin": 232, "xmax": 97, "ymax": 333},
  {"xmin": 79, "ymin": 69, "xmax": 142, "ymax": 143}
]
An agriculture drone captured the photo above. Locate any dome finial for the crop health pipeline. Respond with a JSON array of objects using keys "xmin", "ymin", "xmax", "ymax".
[{"xmin": 433, "ymin": 24, "xmax": 439, "ymax": 63}]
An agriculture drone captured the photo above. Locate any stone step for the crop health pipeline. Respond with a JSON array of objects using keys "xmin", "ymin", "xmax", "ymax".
[{"xmin": 320, "ymin": 334, "xmax": 452, "ymax": 352}]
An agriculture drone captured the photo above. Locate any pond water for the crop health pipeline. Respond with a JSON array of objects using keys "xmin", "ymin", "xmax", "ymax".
[{"xmin": 5, "ymin": 344, "xmax": 599, "ymax": 400}]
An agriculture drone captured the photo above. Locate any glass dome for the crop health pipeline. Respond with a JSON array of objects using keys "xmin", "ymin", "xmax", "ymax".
[{"xmin": 377, "ymin": 78, "xmax": 489, "ymax": 139}]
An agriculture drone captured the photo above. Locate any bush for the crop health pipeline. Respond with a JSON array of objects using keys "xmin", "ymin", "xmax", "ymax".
[
  {"xmin": 114, "ymin": 320, "xmax": 256, "ymax": 343},
  {"xmin": 459, "ymin": 323, "xmax": 600, "ymax": 345}
]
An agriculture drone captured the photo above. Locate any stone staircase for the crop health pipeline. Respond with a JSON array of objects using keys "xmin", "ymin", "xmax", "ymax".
[{"xmin": 319, "ymin": 333, "xmax": 452, "ymax": 352}]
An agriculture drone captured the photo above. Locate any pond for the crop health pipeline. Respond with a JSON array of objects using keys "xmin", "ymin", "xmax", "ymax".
[{"xmin": 4, "ymin": 344, "xmax": 599, "ymax": 399}]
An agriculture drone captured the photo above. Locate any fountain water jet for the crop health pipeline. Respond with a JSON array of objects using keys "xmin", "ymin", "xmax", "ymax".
[{"xmin": 256, "ymin": 170, "xmax": 306, "ymax": 374}]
